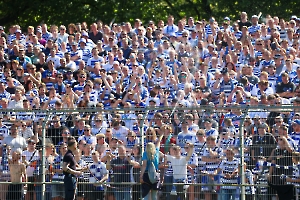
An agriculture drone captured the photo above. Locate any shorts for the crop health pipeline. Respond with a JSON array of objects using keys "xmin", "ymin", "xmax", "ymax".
[
  {"xmin": 52, "ymin": 183, "xmax": 65, "ymax": 198},
  {"xmin": 6, "ymin": 184, "xmax": 23, "ymax": 200},
  {"xmin": 201, "ymin": 175, "xmax": 219, "ymax": 192},
  {"xmin": 27, "ymin": 176, "xmax": 35, "ymax": 192}
]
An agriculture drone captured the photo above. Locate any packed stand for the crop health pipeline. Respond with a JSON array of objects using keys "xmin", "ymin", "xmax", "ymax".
[{"xmin": 1, "ymin": 11, "xmax": 300, "ymax": 200}]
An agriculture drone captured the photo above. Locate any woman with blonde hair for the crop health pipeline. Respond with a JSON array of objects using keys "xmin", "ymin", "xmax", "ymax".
[{"xmin": 140, "ymin": 133, "xmax": 164, "ymax": 200}]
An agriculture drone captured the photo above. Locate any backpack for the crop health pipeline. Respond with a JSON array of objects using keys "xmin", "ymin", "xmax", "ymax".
[{"xmin": 148, "ymin": 161, "xmax": 159, "ymax": 184}]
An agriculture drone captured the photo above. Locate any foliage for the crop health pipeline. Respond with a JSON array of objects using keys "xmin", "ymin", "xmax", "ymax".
[{"xmin": 0, "ymin": 0, "xmax": 299, "ymax": 31}]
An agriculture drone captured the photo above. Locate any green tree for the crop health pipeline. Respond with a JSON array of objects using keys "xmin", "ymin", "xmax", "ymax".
[{"xmin": 0, "ymin": 0, "xmax": 298, "ymax": 32}]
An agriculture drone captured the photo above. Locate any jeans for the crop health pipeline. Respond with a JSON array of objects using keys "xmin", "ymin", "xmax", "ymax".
[
  {"xmin": 219, "ymin": 188, "xmax": 236, "ymax": 200},
  {"xmin": 143, "ymin": 190, "xmax": 158, "ymax": 200},
  {"xmin": 171, "ymin": 179, "xmax": 186, "ymax": 200},
  {"xmin": 64, "ymin": 175, "xmax": 77, "ymax": 200},
  {"xmin": 35, "ymin": 185, "xmax": 51, "ymax": 200},
  {"xmin": 164, "ymin": 175, "xmax": 173, "ymax": 200}
]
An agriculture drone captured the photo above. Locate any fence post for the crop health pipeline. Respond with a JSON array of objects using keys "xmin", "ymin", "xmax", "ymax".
[
  {"xmin": 41, "ymin": 112, "xmax": 50, "ymax": 200},
  {"xmin": 139, "ymin": 110, "xmax": 148, "ymax": 200},
  {"xmin": 239, "ymin": 108, "xmax": 248, "ymax": 200}
]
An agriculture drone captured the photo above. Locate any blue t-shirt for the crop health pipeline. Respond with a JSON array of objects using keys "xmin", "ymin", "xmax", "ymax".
[{"xmin": 142, "ymin": 147, "xmax": 160, "ymax": 171}]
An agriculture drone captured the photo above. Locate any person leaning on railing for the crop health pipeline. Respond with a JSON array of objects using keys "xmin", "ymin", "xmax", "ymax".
[
  {"xmin": 106, "ymin": 144, "xmax": 140, "ymax": 200},
  {"xmin": 251, "ymin": 124, "xmax": 277, "ymax": 167},
  {"xmin": 269, "ymin": 136, "xmax": 293, "ymax": 184}
]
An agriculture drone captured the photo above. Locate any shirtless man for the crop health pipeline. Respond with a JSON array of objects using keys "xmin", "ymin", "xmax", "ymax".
[{"xmin": 6, "ymin": 149, "xmax": 27, "ymax": 200}]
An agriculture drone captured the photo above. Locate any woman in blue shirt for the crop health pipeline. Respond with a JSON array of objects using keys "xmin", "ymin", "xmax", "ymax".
[{"xmin": 140, "ymin": 134, "xmax": 163, "ymax": 200}]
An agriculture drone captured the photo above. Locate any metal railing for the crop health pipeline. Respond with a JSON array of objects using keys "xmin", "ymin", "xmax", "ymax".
[{"xmin": 0, "ymin": 104, "xmax": 299, "ymax": 200}]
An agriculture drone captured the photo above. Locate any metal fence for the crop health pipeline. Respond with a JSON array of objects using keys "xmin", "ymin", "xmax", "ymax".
[{"xmin": 0, "ymin": 104, "xmax": 299, "ymax": 200}]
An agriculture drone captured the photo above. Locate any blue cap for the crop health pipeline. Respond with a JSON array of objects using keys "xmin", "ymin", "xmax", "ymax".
[
  {"xmin": 293, "ymin": 119, "xmax": 300, "ymax": 125},
  {"xmin": 224, "ymin": 17, "xmax": 230, "ymax": 21}
]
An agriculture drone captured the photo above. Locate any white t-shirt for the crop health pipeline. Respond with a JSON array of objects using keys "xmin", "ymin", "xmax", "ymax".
[
  {"xmin": 22, "ymin": 150, "xmax": 39, "ymax": 177},
  {"xmin": 166, "ymin": 155, "xmax": 187, "ymax": 180},
  {"xmin": 3, "ymin": 135, "xmax": 27, "ymax": 152},
  {"xmin": 112, "ymin": 126, "xmax": 129, "ymax": 142},
  {"xmin": 78, "ymin": 135, "xmax": 97, "ymax": 146}
]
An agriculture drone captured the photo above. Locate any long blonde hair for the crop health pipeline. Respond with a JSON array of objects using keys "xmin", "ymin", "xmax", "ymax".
[{"xmin": 146, "ymin": 142, "xmax": 156, "ymax": 161}]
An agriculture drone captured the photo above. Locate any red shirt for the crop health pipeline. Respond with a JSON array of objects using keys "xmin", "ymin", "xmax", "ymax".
[{"xmin": 160, "ymin": 135, "xmax": 176, "ymax": 154}]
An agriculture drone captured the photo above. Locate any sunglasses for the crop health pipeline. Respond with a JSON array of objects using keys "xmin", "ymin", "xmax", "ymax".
[
  {"xmin": 80, "ymin": 76, "xmax": 86, "ymax": 78},
  {"xmin": 84, "ymin": 129, "xmax": 90, "ymax": 131},
  {"xmin": 63, "ymin": 131, "xmax": 70, "ymax": 134}
]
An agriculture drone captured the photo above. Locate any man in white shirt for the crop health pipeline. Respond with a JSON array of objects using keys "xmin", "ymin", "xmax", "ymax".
[
  {"xmin": 3, "ymin": 124, "xmax": 27, "ymax": 152},
  {"xmin": 165, "ymin": 143, "xmax": 194, "ymax": 199},
  {"xmin": 111, "ymin": 120, "xmax": 129, "ymax": 143},
  {"xmin": 163, "ymin": 15, "xmax": 179, "ymax": 37}
]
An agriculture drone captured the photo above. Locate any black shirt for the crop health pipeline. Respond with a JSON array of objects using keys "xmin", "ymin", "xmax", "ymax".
[
  {"xmin": 238, "ymin": 21, "xmax": 252, "ymax": 30},
  {"xmin": 276, "ymin": 81, "xmax": 296, "ymax": 93},
  {"xmin": 63, "ymin": 149, "xmax": 76, "ymax": 175},
  {"xmin": 251, "ymin": 133, "xmax": 277, "ymax": 159},
  {"xmin": 36, "ymin": 62, "xmax": 48, "ymax": 72},
  {"xmin": 88, "ymin": 31, "xmax": 103, "ymax": 44},
  {"xmin": 47, "ymin": 126, "xmax": 63, "ymax": 145},
  {"xmin": 110, "ymin": 157, "xmax": 131, "ymax": 185}
]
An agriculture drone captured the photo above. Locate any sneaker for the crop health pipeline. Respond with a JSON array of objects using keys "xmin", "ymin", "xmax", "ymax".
[{"xmin": 170, "ymin": 189, "xmax": 177, "ymax": 196}]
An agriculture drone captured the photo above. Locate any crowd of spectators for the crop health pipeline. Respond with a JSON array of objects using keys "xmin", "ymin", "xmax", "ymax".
[{"xmin": 1, "ymin": 11, "xmax": 300, "ymax": 200}]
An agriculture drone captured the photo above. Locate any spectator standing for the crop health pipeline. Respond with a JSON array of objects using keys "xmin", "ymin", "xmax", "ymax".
[
  {"xmin": 202, "ymin": 135, "xmax": 223, "ymax": 200},
  {"xmin": 6, "ymin": 149, "xmax": 27, "ymax": 200},
  {"xmin": 251, "ymin": 124, "xmax": 277, "ymax": 166},
  {"xmin": 86, "ymin": 151, "xmax": 109, "ymax": 200},
  {"xmin": 140, "ymin": 133, "xmax": 164, "ymax": 200},
  {"xmin": 107, "ymin": 144, "xmax": 139, "ymax": 200},
  {"xmin": 52, "ymin": 142, "xmax": 68, "ymax": 200},
  {"xmin": 22, "ymin": 139, "xmax": 39, "ymax": 200},
  {"xmin": 213, "ymin": 148, "xmax": 239, "ymax": 200},
  {"xmin": 3, "ymin": 124, "xmax": 27, "ymax": 152}
]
